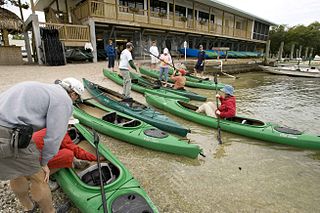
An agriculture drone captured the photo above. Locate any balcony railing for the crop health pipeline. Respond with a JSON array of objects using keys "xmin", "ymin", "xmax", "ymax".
[
  {"xmin": 39, "ymin": 22, "xmax": 90, "ymax": 42},
  {"xmin": 73, "ymin": 0, "xmax": 253, "ymax": 40}
]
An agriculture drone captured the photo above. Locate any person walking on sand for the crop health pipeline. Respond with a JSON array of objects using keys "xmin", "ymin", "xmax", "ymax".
[
  {"xmin": 194, "ymin": 45, "xmax": 206, "ymax": 77},
  {"xmin": 0, "ymin": 77, "xmax": 84, "ymax": 213},
  {"xmin": 105, "ymin": 39, "xmax": 116, "ymax": 72},
  {"xmin": 149, "ymin": 41, "xmax": 159, "ymax": 69},
  {"xmin": 119, "ymin": 42, "xmax": 139, "ymax": 99},
  {"xmin": 159, "ymin": 48, "xmax": 172, "ymax": 86},
  {"xmin": 196, "ymin": 85, "xmax": 236, "ymax": 118}
]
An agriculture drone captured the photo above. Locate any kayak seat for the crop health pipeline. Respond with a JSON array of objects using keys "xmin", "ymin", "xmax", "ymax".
[
  {"xmin": 102, "ymin": 112, "xmax": 117, "ymax": 123},
  {"xmin": 120, "ymin": 119, "xmax": 141, "ymax": 127}
]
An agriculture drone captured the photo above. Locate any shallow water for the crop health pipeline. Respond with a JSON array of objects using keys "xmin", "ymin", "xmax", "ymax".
[{"xmin": 0, "ymin": 64, "xmax": 319, "ymax": 212}]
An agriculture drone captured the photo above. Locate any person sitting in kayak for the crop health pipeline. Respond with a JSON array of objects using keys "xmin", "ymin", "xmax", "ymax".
[
  {"xmin": 33, "ymin": 118, "xmax": 102, "ymax": 175},
  {"xmin": 171, "ymin": 68, "xmax": 187, "ymax": 90},
  {"xmin": 196, "ymin": 84, "xmax": 236, "ymax": 118}
]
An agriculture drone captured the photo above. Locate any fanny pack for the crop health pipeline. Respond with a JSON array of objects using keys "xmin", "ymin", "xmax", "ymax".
[
  {"xmin": 12, "ymin": 124, "xmax": 33, "ymax": 149},
  {"xmin": 0, "ymin": 124, "xmax": 33, "ymax": 159}
]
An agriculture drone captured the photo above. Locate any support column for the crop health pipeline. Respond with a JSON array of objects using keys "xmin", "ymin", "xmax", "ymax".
[
  {"xmin": 86, "ymin": 18, "xmax": 97, "ymax": 63},
  {"xmin": 31, "ymin": 14, "xmax": 42, "ymax": 64},
  {"xmin": 264, "ymin": 40, "xmax": 271, "ymax": 64},
  {"xmin": 304, "ymin": 47, "xmax": 309, "ymax": 60},
  {"xmin": 278, "ymin": 41, "xmax": 284, "ymax": 61},
  {"xmin": 298, "ymin": 45, "xmax": 302, "ymax": 58},
  {"xmin": 309, "ymin": 48, "xmax": 314, "ymax": 58},
  {"xmin": 24, "ymin": 32, "xmax": 33, "ymax": 63},
  {"xmin": 290, "ymin": 44, "xmax": 295, "ymax": 60}
]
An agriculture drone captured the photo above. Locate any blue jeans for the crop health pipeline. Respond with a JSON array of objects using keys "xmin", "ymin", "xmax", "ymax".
[
  {"xmin": 108, "ymin": 56, "xmax": 115, "ymax": 68},
  {"xmin": 120, "ymin": 69, "xmax": 131, "ymax": 98},
  {"xmin": 159, "ymin": 67, "xmax": 169, "ymax": 82}
]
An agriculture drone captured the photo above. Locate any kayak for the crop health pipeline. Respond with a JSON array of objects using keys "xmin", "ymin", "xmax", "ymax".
[
  {"xmin": 83, "ymin": 78, "xmax": 190, "ymax": 136},
  {"xmin": 167, "ymin": 68, "xmax": 214, "ymax": 83},
  {"xmin": 129, "ymin": 72, "xmax": 207, "ymax": 101},
  {"xmin": 54, "ymin": 123, "xmax": 158, "ymax": 213},
  {"xmin": 139, "ymin": 67, "xmax": 225, "ymax": 90},
  {"xmin": 73, "ymin": 100, "xmax": 203, "ymax": 158},
  {"xmin": 145, "ymin": 94, "xmax": 320, "ymax": 150},
  {"xmin": 103, "ymin": 69, "xmax": 189, "ymax": 102}
]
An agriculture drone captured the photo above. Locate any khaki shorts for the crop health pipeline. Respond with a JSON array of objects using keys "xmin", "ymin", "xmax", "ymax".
[{"xmin": 0, "ymin": 126, "xmax": 40, "ymax": 180}]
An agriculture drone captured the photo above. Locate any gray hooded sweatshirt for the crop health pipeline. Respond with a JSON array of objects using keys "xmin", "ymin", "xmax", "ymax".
[{"xmin": 0, "ymin": 81, "xmax": 73, "ymax": 166}]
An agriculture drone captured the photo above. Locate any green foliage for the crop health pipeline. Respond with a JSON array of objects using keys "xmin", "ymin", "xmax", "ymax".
[
  {"xmin": 0, "ymin": 0, "xmax": 29, "ymax": 9},
  {"xmin": 269, "ymin": 22, "xmax": 320, "ymax": 57}
]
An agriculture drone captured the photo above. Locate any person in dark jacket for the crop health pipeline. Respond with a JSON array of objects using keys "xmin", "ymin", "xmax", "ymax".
[
  {"xmin": 196, "ymin": 85, "xmax": 236, "ymax": 118},
  {"xmin": 105, "ymin": 39, "xmax": 116, "ymax": 71},
  {"xmin": 194, "ymin": 45, "xmax": 206, "ymax": 77}
]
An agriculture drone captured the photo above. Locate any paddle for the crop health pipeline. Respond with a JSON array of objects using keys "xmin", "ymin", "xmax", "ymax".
[
  {"xmin": 216, "ymin": 60, "xmax": 239, "ymax": 79},
  {"xmin": 214, "ymin": 74, "xmax": 222, "ymax": 144},
  {"xmin": 142, "ymin": 46, "xmax": 210, "ymax": 82},
  {"xmin": 93, "ymin": 130, "xmax": 108, "ymax": 213}
]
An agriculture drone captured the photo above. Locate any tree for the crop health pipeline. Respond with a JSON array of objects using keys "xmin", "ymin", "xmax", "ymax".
[
  {"xmin": 269, "ymin": 22, "xmax": 320, "ymax": 58},
  {"xmin": 0, "ymin": 0, "xmax": 29, "ymax": 9}
]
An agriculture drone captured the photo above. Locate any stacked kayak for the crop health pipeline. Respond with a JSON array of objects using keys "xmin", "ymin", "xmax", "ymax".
[
  {"xmin": 103, "ymin": 69, "xmax": 189, "ymax": 102},
  {"xmin": 73, "ymin": 100, "xmax": 202, "ymax": 158},
  {"xmin": 129, "ymin": 72, "xmax": 207, "ymax": 101},
  {"xmin": 145, "ymin": 94, "xmax": 320, "ymax": 150},
  {"xmin": 55, "ymin": 123, "xmax": 158, "ymax": 213},
  {"xmin": 83, "ymin": 78, "xmax": 190, "ymax": 136},
  {"xmin": 139, "ymin": 67, "xmax": 224, "ymax": 90}
]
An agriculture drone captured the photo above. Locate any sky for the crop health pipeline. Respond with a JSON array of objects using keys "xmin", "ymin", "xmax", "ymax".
[
  {"xmin": 4, "ymin": 0, "xmax": 320, "ymax": 26},
  {"xmin": 217, "ymin": 0, "xmax": 320, "ymax": 26}
]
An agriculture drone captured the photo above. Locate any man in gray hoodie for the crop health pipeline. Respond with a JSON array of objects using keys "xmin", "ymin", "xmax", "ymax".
[{"xmin": 0, "ymin": 77, "xmax": 84, "ymax": 213}]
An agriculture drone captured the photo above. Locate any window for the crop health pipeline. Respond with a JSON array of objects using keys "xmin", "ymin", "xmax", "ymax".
[
  {"xmin": 187, "ymin": 8, "xmax": 193, "ymax": 19},
  {"xmin": 236, "ymin": 21, "xmax": 242, "ymax": 29},
  {"xmin": 175, "ymin": 5, "xmax": 186, "ymax": 17},
  {"xmin": 119, "ymin": 0, "xmax": 144, "ymax": 9},
  {"xmin": 198, "ymin": 11, "xmax": 209, "ymax": 21},
  {"xmin": 211, "ymin": 14, "xmax": 215, "ymax": 23}
]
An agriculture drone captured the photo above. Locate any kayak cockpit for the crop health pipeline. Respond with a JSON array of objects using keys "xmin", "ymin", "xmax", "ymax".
[
  {"xmin": 77, "ymin": 102, "xmax": 142, "ymax": 127},
  {"xmin": 225, "ymin": 117, "xmax": 265, "ymax": 127},
  {"xmin": 78, "ymin": 162, "xmax": 119, "ymax": 186},
  {"xmin": 102, "ymin": 111, "xmax": 142, "ymax": 127},
  {"xmin": 68, "ymin": 127, "xmax": 120, "ymax": 186}
]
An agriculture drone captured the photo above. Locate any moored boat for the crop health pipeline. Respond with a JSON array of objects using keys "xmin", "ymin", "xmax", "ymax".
[
  {"xmin": 103, "ymin": 69, "xmax": 189, "ymax": 101},
  {"xmin": 73, "ymin": 100, "xmax": 203, "ymax": 158},
  {"xmin": 83, "ymin": 78, "xmax": 190, "ymax": 136},
  {"xmin": 139, "ymin": 67, "xmax": 224, "ymax": 90},
  {"xmin": 259, "ymin": 65, "xmax": 320, "ymax": 78},
  {"xmin": 55, "ymin": 123, "xmax": 158, "ymax": 213},
  {"xmin": 145, "ymin": 94, "xmax": 320, "ymax": 150}
]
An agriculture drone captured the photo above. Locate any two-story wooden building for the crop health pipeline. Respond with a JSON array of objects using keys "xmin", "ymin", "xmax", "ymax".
[{"xmin": 26, "ymin": 0, "xmax": 274, "ymax": 63}]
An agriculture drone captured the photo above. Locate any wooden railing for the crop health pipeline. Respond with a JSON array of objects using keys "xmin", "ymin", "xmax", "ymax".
[
  {"xmin": 39, "ymin": 22, "xmax": 90, "ymax": 42},
  {"xmin": 73, "ymin": 0, "xmax": 254, "ymax": 40}
]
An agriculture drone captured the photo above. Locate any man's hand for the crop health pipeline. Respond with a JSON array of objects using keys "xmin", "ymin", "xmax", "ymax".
[{"xmin": 42, "ymin": 165, "xmax": 50, "ymax": 183}]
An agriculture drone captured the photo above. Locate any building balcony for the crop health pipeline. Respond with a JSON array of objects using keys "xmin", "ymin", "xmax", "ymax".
[{"xmin": 73, "ymin": 0, "xmax": 255, "ymax": 41}]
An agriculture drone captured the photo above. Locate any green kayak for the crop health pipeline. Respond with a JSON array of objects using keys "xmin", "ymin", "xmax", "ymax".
[
  {"xmin": 145, "ymin": 94, "xmax": 320, "ymax": 150},
  {"xmin": 83, "ymin": 78, "xmax": 190, "ymax": 136},
  {"xmin": 129, "ymin": 72, "xmax": 207, "ymax": 101},
  {"xmin": 168, "ymin": 68, "xmax": 214, "ymax": 83},
  {"xmin": 73, "ymin": 100, "xmax": 202, "ymax": 158},
  {"xmin": 139, "ymin": 67, "xmax": 224, "ymax": 90},
  {"xmin": 54, "ymin": 123, "xmax": 158, "ymax": 213},
  {"xmin": 103, "ymin": 69, "xmax": 189, "ymax": 102}
]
